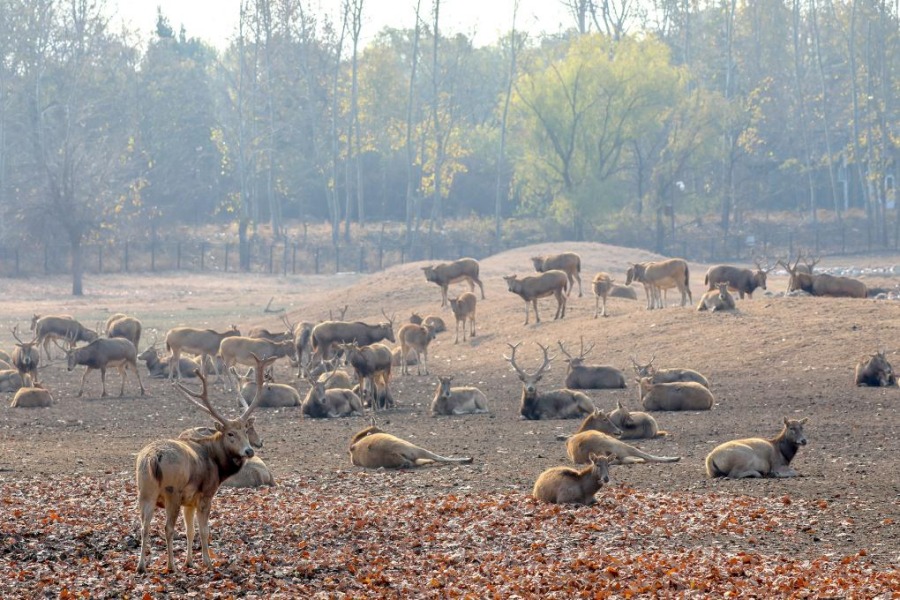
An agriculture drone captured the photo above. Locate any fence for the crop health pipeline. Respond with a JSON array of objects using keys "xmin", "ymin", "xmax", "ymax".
[{"xmin": 0, "ymin": 218, "xmax": 896, "ymax": 278}]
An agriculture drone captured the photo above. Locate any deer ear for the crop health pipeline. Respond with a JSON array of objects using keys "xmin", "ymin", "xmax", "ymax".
[
  {"xmin": 616, "ymin": 400, "xmax": 624, "ymax": 410},
  {"xmin": 783, "ymin": 416, "xmax": 790, "ymax": 426}
]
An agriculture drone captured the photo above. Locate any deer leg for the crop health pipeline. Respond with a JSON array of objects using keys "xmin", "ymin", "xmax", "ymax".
[
  {"xmin": 133, "ymin": 360, "xmax": 145, "ymax": 395},
  {"xmin": 137, "ymin": 499, "xmax": 154, "ymax": 573},
  {"xmin": 531, "ymin": 300, "xmax": 540, "ymax": 323},
  {"xmin": 99, "ymin": 367, "xmax": 109, "ymax": 397},
  {"xmin": 455, "ymin": 320, "xmax": 460, "ymax": 344},
  {"xmin": 419, "ymin": 348, "xmax": 427, "ymax": 376},
  {"xmin": 441, "ymin": 286, "xmax": 448, "ymax": 307},
  {"xmin": 117, "ymin": 365, "xmax": 127, "ymax": 396},
  {"xmin": 183, "ymin": 506, "xmax": 196, "ymax": 568},
  {"xmin": 77, "ymin": 367, "xmax": 92, "ymax": 397},
  {"xmin": 576, "ymin": 273, "xmax": 583, "ymax": 298},
  {"xmin": 470, "ymin": 315, "xmax": 476, "ymax": 338},
  {"xmin": 476, "ymin": 277, "xmax": 485, "ymax": 299},
  {"xmin": 197, "ymin": 499, "xmax": 213, "ymax": 568},
  {"xmin": 163, "ymin": 500, "xmax": 180, "ymax": 572}
]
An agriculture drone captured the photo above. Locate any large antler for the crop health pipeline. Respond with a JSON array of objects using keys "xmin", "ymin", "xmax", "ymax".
[
  {"xmin": 240, "ymin": 352, "xmax": 279, "ymax": 422},
  {"xmin": 280, "ymin": 314, "xmax": 295, "ymax": 335},
  {"xmin": 503, "ymin": 342, "xmax": 527, "ymax": 378},
  {"xmin": 174, "ymin": 370, "xmax": 229, "ymax": 426},
  {"xmin": 381, "ymin": 308, "xmax": 395, "ymax": 327},
  {"xmin": 533, "ymin": 343, "xmax": 554, "ymax": 377},
  {"xmin": 505, "ymin": 342, "xmax": 553, "ymax": 379}
]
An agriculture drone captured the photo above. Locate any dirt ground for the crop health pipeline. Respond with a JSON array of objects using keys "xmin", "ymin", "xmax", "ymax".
[{"xmin": 1, "ymin": 241, "xmax": 898, "ymax": 570}]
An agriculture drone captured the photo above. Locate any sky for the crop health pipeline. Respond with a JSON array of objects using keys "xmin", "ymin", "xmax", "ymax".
[{"xmin": 111, "ymin": 0, "xmax": 574, "ymax": 50}]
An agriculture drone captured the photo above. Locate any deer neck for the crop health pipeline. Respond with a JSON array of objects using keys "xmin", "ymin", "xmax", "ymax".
[
  {"xmin": 771, "ymin": 429, "xmax": 798, "ymax": 465},
  {"xmin": 203, "ymin": 432, "xmax": 250, "ymax": 481}
]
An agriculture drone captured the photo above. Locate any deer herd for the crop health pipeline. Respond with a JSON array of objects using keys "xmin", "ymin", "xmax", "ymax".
[{"xmin": 0, "ymin": 248, "xmax": 894, "ymax": 572}]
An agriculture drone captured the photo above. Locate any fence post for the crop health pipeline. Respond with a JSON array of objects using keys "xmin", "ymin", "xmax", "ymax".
[
  {"xmin": 15, "ymin": 249, "xmax": 19, "ymax": 276},
  {"xmin": 378, "ymin": 242, "xmax": 384, "ymax": 271},
  {"xmin": 841, "ymin": 225, "xmax": 845, "ymax": 254},
  {"xmin": 292, "ymin": 243, "xmax": 297, "ymax": 274},
  {"xmin": 151, "ymin": 242, "xmax": 156, "ymax": 272},
  {"xmin": 283, "ymin": 243, "xmax": 288, "ymax": 276},
  {"xmin": 335, "ymin": 246, "xmax": 341, "ymax": 273},
  {"xmin": 98, "ymin": 246, "xmax": 103, "ymax": 274},
  {"xmin": 358, "ymin": 246, "xmax": 364, "ymax": 273},
  {"xmin": 814, "ymin": 228, "xmax": 819, "ymax": 253},
  {"xmin": 200, "ymin": 242, "xmax": 206, "ymax": 270},
  {"xmin": 124, "ymin": 242, "xmax": 129, "ymax": 273},
  {"xmin": 268, "ymin": 244, "xmax": 274, "ymax": 273},
  {"xmin": 44, "ymin": 245, "xmax": 49, "ymax": 275},
  {"xmin": 176, "ymin": 242, "xmax": 182, "ymax": 270},
  {"xmin": 400, "ymin": 247, "xmax": 405, "ymax": 264},
  {"xmin": 788, "ymin": 232, "xmax": 793, "ymax": 258},
  {"xmin": 315, "ymin": 247, "xmax": 320, "ymax": 274},
  {"xmin": 225, "ymin": 243, "xmax": 230, "ymax": 272}
]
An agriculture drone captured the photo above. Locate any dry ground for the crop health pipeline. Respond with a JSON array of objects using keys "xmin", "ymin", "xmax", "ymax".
[{"xmin": 0, "ymin": 242, "xmax": 898, "ymax": 596}]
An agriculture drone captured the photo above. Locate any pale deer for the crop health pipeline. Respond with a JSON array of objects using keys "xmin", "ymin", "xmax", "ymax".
[
  {"xmin": 430, "ymin": 376, "xmax": 489, "ymax": 416},
  {"xmin": 448, "ymin": 292, "xmax": 477, "ymax": 343},
  {"xmin": 349, "ymin": 424, "xmax": 473, "ymax": 468},
  {"xmin": 706, "ymin": 417, "xmax": 808, "ymax": 478},
  {"xmin": 422, "ymin": 258, "xmax": 485, "ymax": 307}
]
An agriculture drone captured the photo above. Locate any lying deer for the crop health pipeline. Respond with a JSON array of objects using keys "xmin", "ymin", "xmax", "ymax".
[
  {"xmin": 233, "ymin": 367, "xmax": 301, "ymax": 408},
  {"xmin": 696, "ymin": 282, "xmax": 736, "ymax": 312},
  {"xmin": 630, "ymin": 356, "xmax": 710, "ymax": 389},
  {"xmin": 706, "ymin": 417, "xmax": 808, "ymax": 478},
  {"xmin": 558, "ymin": 338, "xmax": 626, "ymax": 389},
  {"xmin": 504, "ymin": 342, "xmax": 595, "ymax": 420},
  {"xmin": 430, "ymin": 376, "xmax": 489, "ymax": 416},
  {"xmin": 135, "ymin": 354, "xmax": 278, "ymax": 573},
  {"xmin": 854, "ymin": 351, "xmax": 896, "ymax": 387},
  {"xmin": 566, "ymin": 431, "xmax": 680, "ymax": 465},
  {"xmin": 556, "ymin": 408, "xmax": 621, "ymax": 441},
  {"xmin": 10, "ymin": 384, "xmax": 53, "ymax": 408},
  {"xmin": 532, "ymin": 453, "xmax": 614, "ymax": 505},
  {"xmin": 349, "ymin": 424, "xmax": 473, "ymax": 469},
  {"xmin": 608, "ymin": 400, "xmax": 668, "ymax": 439},
  {"xmin": 638, "ymin": 377, "xmax": 713, "ymax": 411},
  {"xmin": 301, "ymin": 370, "xmax": 364, "ymax": 418}
]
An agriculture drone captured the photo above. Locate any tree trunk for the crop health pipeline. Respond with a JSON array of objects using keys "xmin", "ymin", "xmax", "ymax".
[{"xmin": 71, "ymin": 237, "xmax": 83, "ymax": 296}]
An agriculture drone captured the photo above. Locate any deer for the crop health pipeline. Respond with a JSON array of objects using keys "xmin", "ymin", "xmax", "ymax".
[
  {"xmin": 178, "ymin": 424, "xmax": 275, "ymax": 489},
  {"xmin": 301, "ymin": 370, "xmax": 364, "ymax": 418},
  {"xmin": 531, "ymin": 252, "xmax": 583, "ymax": 297},
  {"xmin": 391, "ymin": 346, "xmax": 419, "ymax": 367},
  {"xmin": 626, "ymin": 259, "xmax": 692, "ymax": 309},
  {"xmin": 557, "ymin": 338, "xmax": 626, "ymax": 390},
  {"xmin": 608, "ymin": 400, "xmax": 668, "ymax": 439},
  {"xmin": 310, "ymin": 310, "xmax": 395, "ymax": 363},
  {"xmin": 135, "ymin": 354, "xmax": 277, "ymax": 573},
  {"xmin": 638, "ymin": 377, "xmax": 713, "ymax": 411},
  {"xmin": 422, "ymin": 258, "xmax": 486, "ymax": 307},
  {"xmin": 106, "ymin": 314, "xmax": 142, "ymax": 349},
  {"xmin": 349, "ymin": 424, "xmax": 473, "ymax": 468},
  {"xmin": 609, "ymin": 283, "xmax": 638, "ymax": 300},
  {"xmin": 0, "ymin": 370, "xmax": 31, "ymax": 393},
  {"xmin": 704, "ymin": 260, "xmax": 772, "ymax": 299},
  {"xmin": 430, "ymin": 376, "xmax": 489, "ymax": 416},
  {"xmin": 555, "ymin": 408, "xmax": 621, "ymax": 441},
  {"xmin": 592, "ymin": 272, "xmax": 613, "ymax": 318},
  {"xmin": 316, "ymin": 367, "xmax": 353, "ymax": 390},
  {"xmin": 696, "ymin": 282, "xmax": 736, "ymax": 312},
  {"xmin": 232, "ymin": 367, "xmax": 301, "ymax": 408},
  {"xmin": 292, "ymin": 321, "xmax": 316, "ymax": 376},
  {"xmin": 778, "ymin": 253, "xmax": 867, "ymax": 298},
  {"xmin": 342, "ymin": 342, "xmax": 394, "ymax": 410},
  {"xmin": 32, "ymin": 315, "xmax": 98, "ymax": 360},
  {"xmin": 706, "ymin": 417, "xmax": 808, "ymax": 478},
  {"xmin": 630, "ymin": 356, "xmax": 710, "ymax": 389},
  {"xmin": 448, "ymin": 292, "xmax": 477, "ymax": 343},
  {"xmin": 10, "ymin": 383, "xmax": 52, "ymax": 408},
  {"xmin": 66, "ymin": 337, "xmax": 145, "ymax": 397},
  {"xmin": 218, "ymin": 335, "xmax": 297, "ymax": 391},
  {"xmin": 422, "ymin": 315, "xmax": 446, "ymax": 334},
  {"xmin": 854, "ymin": 351, "xmax": 896, "ymax": 387},
  {"xmin": 504, "ymin": 342, "xmax": 595, "ymax": 420},
  {"xmin": 532, "ymin": 453, "xmax": 614, "ymax": 505},
  {"xmin": 165, "ymin": 325, "xmax": 241, "ymax": 381},
  {"xmin": 396, "ymin": 323, "xmax": 436, "ymax": 375},
  {"xmin": 503, "ymin": 270, "xmax": 568, "ymax": 325},
  {"xmin": 566, "ymin": 429, "xmax": 680, "ymax": 465},
  {"xmin": 11, "ymin": 325, "xmax": 40, "ymax": 383},
  {"xmin": 138, "ymin": 346, "xmax": 204, "ymax": 379},
  {"xmin": 247, "ymin": 315, "xmax": 295, "ymax": 343}
]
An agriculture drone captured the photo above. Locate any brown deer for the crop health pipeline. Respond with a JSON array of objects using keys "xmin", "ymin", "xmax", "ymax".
[
  {"xmin": 779, "ymin": 253, "xmax": 867, "ymax": 298},
  {"xmin": 531, "ymin": 252, "xmax": 582, "ymax": 297},
  {"xmin": 638, "ymin": 377, "xmax": 713, "ymax": 411},
  {"xmin": 430, "ymin": 376, "xmax": 489, "ymax": 416},
  {"xmin": 136, "ymin": 354, "xmax": 277, "ymax": 573},
  {"xmin": 532, "ymin": 453, "xmax": 614, "ymax": 505},
  {"xmin": 397, "ymin": 323, "xmax": 436, "ymax": 376},
  {"xmin": 706, "ymin": 417, "xmax": 808, "ymax": 478},
  {"xmin": 292, "ymin": 321, "xmax": 316, "ymax": 376},
  {"xmin": 0, "ymin": 370, "xmax": 30, "ymax": 393},
  {"xmin": 449, "ymin": 292, "xmax": 477, "ymax": 343},
  {"xmin": 66, "ymin": 337, "xmax": 145, "ymax": 398},
  {"xmin": 10, "ymin": 383, "xmax": 52, "ymax": 408},
  {"xmin": 138, "ymin": 346, "xmax": 204, "ymax": 379},
  {"xmin": 558, "ymin": 339, "xmax": 626, "ymax": 389},
  {"xmin": 422, "ymin": 258, "xmax": 486, "ymax": 307},
  {"xmin": 503, "ymin": 271, "xmax": 568, "ymax": 325},
  {"xmin": 106, "ymin": 314, "xmax": 142, "ymax": 348},
  {"xmin": 555, "ymin": 408, "xmax": 621, "ymax": 441},
  {"xmin": 232, "ymin": 367, "xmax": 301, "ymax": 408},
  {"xmin": 349, "ymin": 424, "xmax": 473, "ymax": 468},
  {"xmin": 566, "ymin": 431, "xmax": 680, "ymax": 465},
  {"xmin": 219, "ymin": 336, "xmax": 297, "ymax": 390},
  {"xmin": 504, "ymin": 342, "xmax": 595, "ymax": 420},
  {"xmin": 704, "ymin": 260, "xmax": 771, "ymax": 299},
  {"xmin": 854, "ymin": 351, "xmax": 896, "ymax": 387},
  {"xmin": 630, "ymin": 356, "xmax": 710, "ymax": 389},
  {"xmin": 247, "ymin": 315, "xmax": 295, "ymax": 343},
  {"xmin": 301, "ymin": 370, "xmax": 364, "ymax": 418},
  {"xmin": 178, "ymin": 424, "xmax": 273, "ymax": 488},
  {"xmin": 591, "ymin": 272, "xmax": 613, "ymax": 317},
  {"xmin": 626, "ymin": 259, "xmax": 692, "ymax": 309},
  {"xmin": 11, "ymin": 325, "xmax": 40, "ymax": 383},
  {"xmin": 608, "ymin": 400, "xmax": 668, "ymax": 439},
  {"xmin": 342, "ymin": 342, "xmax": 394, "ymax": 410},
  {"xmin": 310, "ymin": 311, "xmax": 395, "ymax": 363},
  {"xmin": 165, "ymin": 325, "xmax": 241, "ymax": 381},
  {"xmin": 696, "ymin": 282, "xmax": 736, "ymax": 312},
  {"xmin": 33, "ymin": 315, "xmax": 98, "ymax": 360}
]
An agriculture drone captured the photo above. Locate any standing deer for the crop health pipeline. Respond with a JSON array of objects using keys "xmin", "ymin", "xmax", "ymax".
[
  {"xmin": 504, "ymin": 342, "xmax": 595, "ymax": 420},
  {"xmin": 165, "ymin": 325, "xmax": 241, "ymax": 381},
  {"xmin": 448, "ymin": 292, "xmax": 477, "ymax": 343},
  {"xmin": 135, "ymin": 354, "xmax": 277, "ymax": 573},
  {"xmin": 704, "ymin": 260, "xmax": 771, "ymax": 299},
  {"xmin": 592, "ymin": 272, "xmax": 613, "ymax": 317},
  {"xmin": 396, "ymin": 323, "xmax": 436, "ymax": 376},
  {"xmin": 531, "ymin": 252, "xmax": 583, "ymax": 297},
  {"xmin": 66, "ymin": 337, "xmax": 145, "ymax": 397},
  {"xmin": 33, "ymin": 315, "xmax": 98, "ymax": 360},
  {"xmin": 422, "ymin": 258, "xmax": 486, "ymax": 307},
  {"xmin": 342, "ymin": 342, "xmax": 394, "ymax": 410},
  {"xmin": 106, "ymin": 314, "xmax": 143, "ymax": 348},
  {"xmin": 503, "ymin": 271, "xmax": 568, "ymax": 325}
]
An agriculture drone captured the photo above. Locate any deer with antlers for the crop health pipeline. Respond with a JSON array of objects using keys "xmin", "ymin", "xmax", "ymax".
[
  {"xmin": 704, "ymin": 259, "xmax": 772, "ymax": 299},
  {"xmin": 557, "ymin": 338, "xmax": 626, "ymax": 389},
  {"xmin": 135, "ymin": 353, "xmax": 278, "ymax": 574},
  {"xmin": 778, "ymin": 252, "xmax": 867, "ymax": 298},
  {"xmin": 11, "ymin": 325, "xmax": 40, "ymax": 383},
  {"xmin": 504, "ymin": 342, "xmax": 596, "ymax": 420}
]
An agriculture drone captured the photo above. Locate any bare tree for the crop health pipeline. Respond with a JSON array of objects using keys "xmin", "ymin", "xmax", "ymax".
[
  {"xmin": 495, "ymin": 1, "xmax": 521, "ymax": 242},
  {"xmin": 404, "ymin": 0, "xmax": 424, "ymax": 243}
]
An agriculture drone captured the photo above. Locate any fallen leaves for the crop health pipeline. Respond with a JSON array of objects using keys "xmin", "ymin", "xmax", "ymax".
[{"xmin": 0, "ymin": 473, "xmax": 896, "ymax": 598}]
